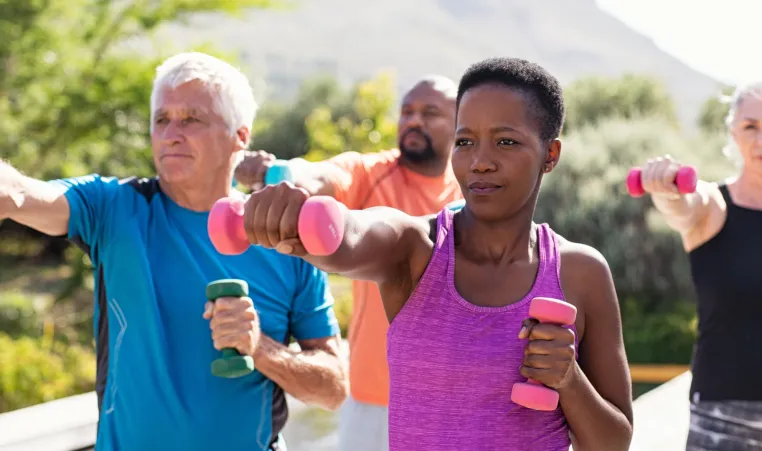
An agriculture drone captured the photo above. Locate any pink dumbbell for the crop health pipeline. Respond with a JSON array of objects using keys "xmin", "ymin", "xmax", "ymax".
[
  {"xmin": 207, "ymin": 196, "xmax": 345, "ymax": 256},
  {"xmin": 626, "ymin": 165, "xmax": 697, "ymax": 198},
  {"xmin": 511, "ymin": 297, "xmax": 578, "ymax": 411}
]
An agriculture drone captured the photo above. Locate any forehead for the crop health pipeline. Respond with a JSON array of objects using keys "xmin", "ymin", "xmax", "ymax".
[
  {"xmin": 456, "ymin": 84, "xmax": 532, "ymax": 128},
  {"xmin": 402, "ymin": 83, "xmax": 452, "ymax": 109},
  {"xmin": 736, "ymin": 91, "xmax": 762, "ymax": 120},
  {"xmin": 154, "ymin": 80, "xmax": 216, "ymax": 114}
]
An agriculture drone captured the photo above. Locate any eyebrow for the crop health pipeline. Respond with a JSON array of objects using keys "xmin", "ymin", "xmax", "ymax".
[
  {"xmin": 455, "ymin": 125, "xmax": 523, "ymax": 134},
  {"xmin": 154, "ymin": 107, "xmax": 208, "ymax": 117}
]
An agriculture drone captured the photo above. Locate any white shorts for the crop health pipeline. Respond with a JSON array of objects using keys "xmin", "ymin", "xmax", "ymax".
[{"xmin": 338, "ymin": 395, "xmax": 389, "ymax": 451}]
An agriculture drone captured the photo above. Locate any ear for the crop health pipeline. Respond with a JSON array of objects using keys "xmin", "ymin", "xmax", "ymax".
[
  {"xmin": 235, "ymin": 126, "xmax": 251, "ymax": 151},
  {"xmin": 542, "ymin": 139, "xmax": 562, "ymax": 174}
]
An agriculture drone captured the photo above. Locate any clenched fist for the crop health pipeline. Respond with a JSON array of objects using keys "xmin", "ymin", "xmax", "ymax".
[
  {"xmin": 518, "ymin": 318, "xmax": 577, "ymax": 390},
  {"xmin": 234, "ymin": 150, "xmax": 276, "ymax": 190},
  {"xmin": 203, "ymin": 296, "xmax": 261, "ymax": 357},
  {"xmin": 639, "ymin": 154, "xmax": 684, "ymax": 198},
  {"xmin": 242, "ymin": 181, "xmax": 310, "ymax": 256}
]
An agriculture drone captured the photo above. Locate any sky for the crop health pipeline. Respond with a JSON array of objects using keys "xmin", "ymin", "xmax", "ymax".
[{"xmin": 596, "ymin": 0, "xmax": 762, "ymax": 85}]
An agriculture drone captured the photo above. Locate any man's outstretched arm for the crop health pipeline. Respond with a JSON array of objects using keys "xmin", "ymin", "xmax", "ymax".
[{"xmin": 0, "ymin": 160, "xmax": 71, "ymax": 236}]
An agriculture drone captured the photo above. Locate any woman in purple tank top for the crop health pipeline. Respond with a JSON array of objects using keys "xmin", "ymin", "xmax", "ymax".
[{"xmin": 242, "ymin": 57, "xmax": 633, "ymax": 450}]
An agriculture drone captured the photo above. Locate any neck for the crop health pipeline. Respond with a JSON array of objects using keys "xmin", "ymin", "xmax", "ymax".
[
  {"xmin": 733, "ymin": 167, "xmax": 762, "ymax": 207},
  {"xmin": 400, "ymin": 154, "xmax": 451, "ymax": 177},
  {"xmin": 455, "ymin": 202, "xmax": 538, "ymax": 265},
  {"xmin": 159, "ymin": 176, "xmax": 233, "ymax": 212}
]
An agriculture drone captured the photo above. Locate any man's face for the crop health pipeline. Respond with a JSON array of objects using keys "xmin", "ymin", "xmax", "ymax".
[
  {"xmin": 150, "ymin": 80, "xmax": 243, "ymax": 186},
  {"xmin": 397, "ymin": 83, "xmax": 456, "ymax": 164}
]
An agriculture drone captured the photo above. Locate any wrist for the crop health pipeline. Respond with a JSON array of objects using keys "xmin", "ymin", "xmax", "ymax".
[{"xmin": 557, "ymin": 360, "xmax": 585, "ymax": 394}]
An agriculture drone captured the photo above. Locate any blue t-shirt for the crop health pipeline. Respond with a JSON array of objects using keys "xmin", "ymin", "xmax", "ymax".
[{"xmin": 52, "ymin": 175, "xmax": 339, "ymax": 451}]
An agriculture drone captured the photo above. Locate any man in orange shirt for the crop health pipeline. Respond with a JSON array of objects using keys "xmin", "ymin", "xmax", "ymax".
[{"xmin": 235, "ymin": 75, "xmax": 462, "ymax": 450}]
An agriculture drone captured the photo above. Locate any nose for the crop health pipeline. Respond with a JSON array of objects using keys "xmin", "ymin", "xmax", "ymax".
[
  {"xmin": 470, "ymin": 143, "xmax": 497, "ymax": 173},
  {"xmin": 159, "ymin": 121, "xmax": 184, "ymax": 146},
  {"xmin": 401, "ymin": 111, "xmax": 423, "ymax": 130}
]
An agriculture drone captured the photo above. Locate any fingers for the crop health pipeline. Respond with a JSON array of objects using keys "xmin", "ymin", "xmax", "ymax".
[
  {"xmin": 203, "ymin": 302, "xmax": 214, "ymax": 320},
  {"xmin": 242, "ymin": 183, "xmax": 310, "ymax": 251},
  {"xmin": 525, "ymin": 324, "xmax": 576, "ymax": 344},
  {"xmin": 234, "ymin": 150, "xmax": 275, "ymax": 190},
  {"xmin": 641, "ymin": 154, "xmax": 681, "ymax": 195},
  {"xmin": 518, "ymin": 318, "xmax": 538, "ymax": 339}
]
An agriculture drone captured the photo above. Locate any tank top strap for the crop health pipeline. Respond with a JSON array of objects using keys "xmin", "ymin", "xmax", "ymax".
[
  {"xmin": 410, "ymin": 208, "xmax": 455, "ymax": 295},
  {"xmin": 536, "ymin": 222, "xmax": 563, "ymax": 295}
]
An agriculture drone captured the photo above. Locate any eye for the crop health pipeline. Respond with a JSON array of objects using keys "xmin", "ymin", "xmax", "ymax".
[
  {"xmin": 181, "ymin": 117, "xmax": 199, "ymax": 125},
  {"xmin": 744, "ymin": 123, "xmax": 758, "ymax": 131},
  {"xmin": 498, "ymin": 138, "xmax": 518, "ymax": 146},
  {"xmin": 155, "ymin": 117, "xmax": 168, "ymax": 125},
  {"xmin": 455, "ymin": 138, "xmax": 473, "ymax": 147}
]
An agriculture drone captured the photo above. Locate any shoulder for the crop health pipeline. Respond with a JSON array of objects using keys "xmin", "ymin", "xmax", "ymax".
[
  {"xmin": 557, "ymin": 235, "xmax": 610, "ymax": 274},
  {"xmin": 326, "ymin": 149, "xmax": 400, "ymax": 171},
  {"xmin": 555, "ymin": 233, "xmax": 614, "ymax": 300}
]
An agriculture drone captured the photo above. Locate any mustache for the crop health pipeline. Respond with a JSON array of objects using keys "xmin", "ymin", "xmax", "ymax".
[{"xmin": 400, "ymin": 127, "xmax": 432, "ymax": 142}]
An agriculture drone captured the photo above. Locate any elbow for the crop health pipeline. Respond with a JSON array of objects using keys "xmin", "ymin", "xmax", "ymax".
[{"xmin": 326, "ymin": 381, "xmax": 350, "ymax": 412}]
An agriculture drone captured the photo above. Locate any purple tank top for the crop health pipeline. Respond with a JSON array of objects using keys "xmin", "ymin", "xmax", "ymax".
[{"xmin": 387, "ymin": 208, "xmax": 576, "ymax": 450}]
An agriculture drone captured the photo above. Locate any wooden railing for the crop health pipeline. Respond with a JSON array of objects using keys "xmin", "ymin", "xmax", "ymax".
[{"xmin": 629, "ymin": 364, "xmax": 690, "ymax": 384}]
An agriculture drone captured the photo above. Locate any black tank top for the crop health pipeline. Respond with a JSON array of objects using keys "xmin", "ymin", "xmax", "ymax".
[{"xmin": 688, "ymin": 184, "xmax": 762, "ymax": 402}]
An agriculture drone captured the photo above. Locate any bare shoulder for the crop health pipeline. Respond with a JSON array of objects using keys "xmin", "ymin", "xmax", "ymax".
[{"xmin": 557, "ymin": 235, "xmax": 612, "ymax": 283}]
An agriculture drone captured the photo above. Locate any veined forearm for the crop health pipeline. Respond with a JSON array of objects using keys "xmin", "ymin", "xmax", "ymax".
[{"xmin": 252, "ymin": 334, "xmax": 348, "ymax": 411}]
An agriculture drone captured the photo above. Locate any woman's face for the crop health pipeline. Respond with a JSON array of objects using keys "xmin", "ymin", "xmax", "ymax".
[{"xmin": 731, "ymin": 90, "xmax": 762, "ymax": 168}]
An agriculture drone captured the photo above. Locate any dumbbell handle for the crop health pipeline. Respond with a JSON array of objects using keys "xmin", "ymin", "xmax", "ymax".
[{"xmin": 626, "ymin": 165, "xmax": 698, "ymax": 198}]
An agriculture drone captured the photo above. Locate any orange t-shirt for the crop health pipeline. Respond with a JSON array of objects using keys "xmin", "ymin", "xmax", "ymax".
[{"xmin": 326, "ymin": 149, "xmax": 463, "ymax": 406}]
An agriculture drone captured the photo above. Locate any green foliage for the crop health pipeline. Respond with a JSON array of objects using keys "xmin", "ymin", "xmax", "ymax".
[
  {"xmin": 0, "ymin": 291, "xmax": 45, "ymax": 339},
  {"xmin": 697, "ymin": 85, "xmax": 734, "ymax": 134},
  {"xmin": 250, "ymin": 76, "xmax": 355, "ymax": 159},
  {"xmin": 563, "ymin": 74, "xmax": 678, "ymax": 135},
  {"xmin": 0, "ymin": 332, "xmax": 95, "ymax": 413},
  {"xmin": 304, "ymin": 71, "xmax": 398, "ymax": 161},
  {"xmin": 621, "ymin": 299, "xmax": 697, "ymax": 364}
]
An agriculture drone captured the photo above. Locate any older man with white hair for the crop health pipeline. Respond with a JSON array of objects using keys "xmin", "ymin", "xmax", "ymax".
[
  {"xmin": 234, "ymin": 74, "xmax": 463, "ymax": 451},
  {"xmin": 0, "ymin": 52, "xmax": 348, "ymax": 451}
]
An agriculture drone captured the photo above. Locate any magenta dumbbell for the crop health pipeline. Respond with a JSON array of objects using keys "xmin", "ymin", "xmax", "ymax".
[
  {"xmin": 626, "ymin": 165, "xmax": 697, "ymax": 198},
  {"xmin": 207, "ymin": 196, "xmax": 345, "ymax": 256},
  {"xmin": 511, "ymin": 297, "xmax": 578, "ymax": 411}
]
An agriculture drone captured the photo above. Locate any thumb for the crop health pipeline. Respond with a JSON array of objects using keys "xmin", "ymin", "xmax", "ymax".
[
  {"xmin": 202, "ymin": 302, "xmax": 214, "ymax": 320},
  {"xmin": 275, "ymin": 238, "xmax": 307, "ymax": 257},
  {"xmin": 518, "ymin": 318, "xmax": 539, "ymax": 339}
]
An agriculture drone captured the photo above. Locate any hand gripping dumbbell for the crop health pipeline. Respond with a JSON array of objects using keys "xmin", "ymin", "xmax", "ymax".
[
  {"xmin": 625, "ymin": 165, "xmax": 698, "ymax": 198},
  {"xmin": 206, "ymin": 279, "xmax": 255, "ymax": 378},
  {"xmin": 511, "ymin": 297, "xmax": 578, "ymax": 411},
  {"xmin": 207, "ymin": 195, "xmax": 344, "ymax": 256}
]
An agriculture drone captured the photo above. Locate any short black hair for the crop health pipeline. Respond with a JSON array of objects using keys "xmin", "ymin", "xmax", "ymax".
[{"xmin": 457, "ymin": 57, "xmax": 565, "ymax": 142}]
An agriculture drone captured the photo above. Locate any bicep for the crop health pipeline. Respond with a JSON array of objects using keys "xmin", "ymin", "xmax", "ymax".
[
  {"xmin": 570, "ymin": 251, "xmax": 633, "ymax": 422},
  {"xmin": 11, "ymin": 178, "xmax": 71, "ymax": 236}
]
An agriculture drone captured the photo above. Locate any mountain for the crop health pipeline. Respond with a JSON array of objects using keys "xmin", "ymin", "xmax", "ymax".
[{"xmin": 154, "ymin": 0, "xmax": 721, "ymax": 127}]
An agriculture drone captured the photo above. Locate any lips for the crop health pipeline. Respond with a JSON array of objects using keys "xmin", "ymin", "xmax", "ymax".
[{"xmin": 468, "ymin": 181, "xmax": 502, "ymax": 194}]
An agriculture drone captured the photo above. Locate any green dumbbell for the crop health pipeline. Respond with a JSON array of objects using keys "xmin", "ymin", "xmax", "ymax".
[{"xmin": 205, "ymin": 279, "xmax": 255, "ymax": 378}]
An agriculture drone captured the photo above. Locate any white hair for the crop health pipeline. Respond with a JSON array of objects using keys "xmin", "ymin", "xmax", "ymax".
[
  {"xmin": 721, "ymin": 80, "xmax": 762, "ymax": 167},
  {"xmin": 414, "ymin": 74, "xmax": 458, "ymax": 100},
  {"xmin": 150, "ymin": 52, "xmax": 258, "ymax": 136}
]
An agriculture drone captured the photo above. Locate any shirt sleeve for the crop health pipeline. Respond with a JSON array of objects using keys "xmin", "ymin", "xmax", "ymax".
[
  {"xmin": 289, "ymin": 261, "xmax": 340, "ymax": 341},
  {"xmin": 323, "ymin": 151, "xmax": 375, "ymax": 210},
  {"xmin": 49, "ymin": 174, "xmax": 120, "ymax": 264}
]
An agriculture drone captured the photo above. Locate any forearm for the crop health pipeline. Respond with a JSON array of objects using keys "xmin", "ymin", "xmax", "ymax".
[
  {"xmin": 558, "ymin": 363, "xmax": 632, "ymax": 451},
  {"xmin": 253, "ymin": 334, "xmax": 348, "ymax": 411},
  {"xmin": 0, "ymin": 162, "xmax": 69, "ymax": 235},
  {"xmin": 303, "ymin": 205, "xmax": 417, "ymax": 282},
  {"xmin": 288, "ymin": 158, "xmax": 337, "ymax": 197},
  {"xmin": 650, "ymin": 180, "xmax": 711, "ymax": 233}
]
